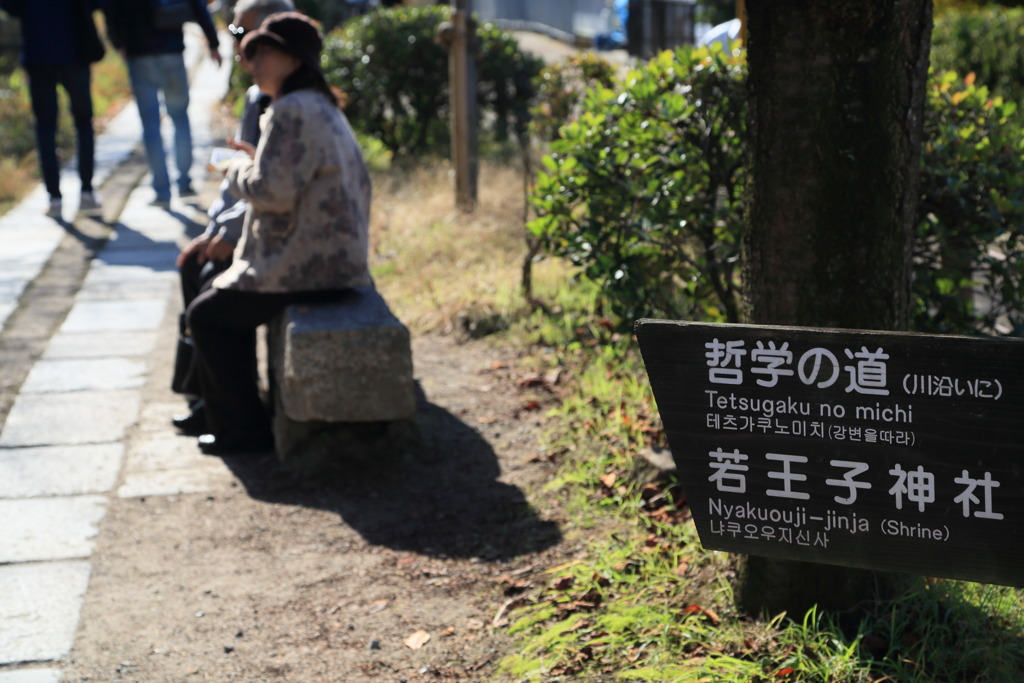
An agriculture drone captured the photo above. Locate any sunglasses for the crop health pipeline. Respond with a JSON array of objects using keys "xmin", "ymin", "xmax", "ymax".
[{"xmin": 229, "ymin": 24, "xmax": 246, "ymax": 42}]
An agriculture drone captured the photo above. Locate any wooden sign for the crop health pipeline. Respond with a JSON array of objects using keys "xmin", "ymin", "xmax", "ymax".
[{"xmin": 635, "ymin": 319, "xmax": 1024, "ymax": 586}]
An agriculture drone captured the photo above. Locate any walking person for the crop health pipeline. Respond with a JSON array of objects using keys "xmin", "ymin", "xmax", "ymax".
[
  {"xmin": 104, "ymin": 0, "xmax": 222, "ymax": 208},
  {"xmin": 0, "ymin": 0, "xmax": 107, "ymax": 219},
  {"xmin": 170, "ymin": 0, "xmax": 295, "ymax": 434},
  {"xmin": 185, "ymin": 12, "xmax": 372, "ymax": 455}
]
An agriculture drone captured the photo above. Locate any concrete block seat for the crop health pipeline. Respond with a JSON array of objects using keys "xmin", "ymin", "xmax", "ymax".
[{"xmin": 266, "ymin": 285, "xmax": 417, "ymax": 473}]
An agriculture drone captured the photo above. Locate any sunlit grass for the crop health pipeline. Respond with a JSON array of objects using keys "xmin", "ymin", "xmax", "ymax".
[{"xmin": 369, "ymin": 158, "xmax": 555, "ymax": 335}]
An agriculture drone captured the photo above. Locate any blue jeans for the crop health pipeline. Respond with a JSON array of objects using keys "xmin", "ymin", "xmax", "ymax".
[
  {"xmin": 127, "ymin": 53, "xmax": 193, "ymax": 200},
  {"xmin": 26, "ymin": 64, "xmax": 95, "ymax": 200}
]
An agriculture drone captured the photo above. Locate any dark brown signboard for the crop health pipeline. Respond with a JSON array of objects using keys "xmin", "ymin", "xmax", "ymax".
[{"xmin": 635, "ymin": 319, "xmax": 1024, "ymax": 586}]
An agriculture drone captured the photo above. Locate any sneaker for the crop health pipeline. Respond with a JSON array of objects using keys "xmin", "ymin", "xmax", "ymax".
[
  {"xmin": 149, "ymin": 196, "xmax": 171, "ymax": 209},
  {"xmin": 79, "ymin": 190, "xmax": 102, "ymax": 216},
  {"xmin": 178, "ymin": 184, "xmax": 197, "ymax": 199},
  {"xmin": 46, "ymin": 197, "xmax": 62, "ymax": 219}
]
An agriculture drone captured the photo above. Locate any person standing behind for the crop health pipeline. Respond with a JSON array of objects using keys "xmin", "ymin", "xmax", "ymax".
[
  {"xmin": 0, "ymin": 0, "xmax": 107, "ymax": 219},
  {"xmin": 104, "ymin": 0, "xmax": 222, "ymax": 208}
]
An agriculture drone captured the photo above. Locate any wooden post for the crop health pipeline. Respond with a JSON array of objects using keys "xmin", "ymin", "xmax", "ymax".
[
  {"xmin": 450, "ymin": 0, "xmax": 478, "ymax": 212},
  {"xmin": 736, "ymin": 0, "xmax": 746, "ymax": 45}
]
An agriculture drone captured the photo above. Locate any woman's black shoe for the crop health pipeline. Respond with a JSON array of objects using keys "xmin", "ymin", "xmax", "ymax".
[
  {"xmin": 197, "ymin": 430, "xmax": 275, "ymax": 456},
  {"xmin": 172, "ymin": 401, "xmax": 207, "ymax": 436}
]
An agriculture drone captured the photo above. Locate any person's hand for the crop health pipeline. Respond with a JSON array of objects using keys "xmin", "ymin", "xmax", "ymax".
[
  {"xmin": 176, "ymin": 234, "xmax": 211, "ymax": 267},
  {"xmin": 227, "ymin": 137, "xmax": 257, "ymax": 159},
  {"xmin": 204, "ymin": 234, "xmax": 234, "ymax": 262},
  {"xmin": 210, "ymin": 47, "xmax": 224, "ymax": 68}
]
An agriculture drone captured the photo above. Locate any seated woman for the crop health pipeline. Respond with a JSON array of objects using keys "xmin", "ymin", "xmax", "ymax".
[{"xmin": 181, "ymin": 11, "xmax": 372, "ymax": 455}]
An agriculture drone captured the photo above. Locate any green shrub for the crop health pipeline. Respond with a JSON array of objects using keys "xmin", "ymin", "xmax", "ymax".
[
  {"xmin": 529, "ymin": 52, "xmax": 617, "ymax": 143},
  {"xmin": 915, "ymin": 71, "xmax": 1024, "ymax": 335},
  {"xmin": 323, "ymin": 5, "xmax": 542, "ymax": 156},
  {"xmin": 528, "ymin": 45, "xmax": 746, "ymax": 326},
  {"xmin": 529, "ymin": 49, "xmax": 1024, "ymax": 336},
  {"xmin": 931, "ymin": 7, "xmax": 1024, "ymax": 106},
  {"xmin": 0, "ymin": 67, "xmax": 36, "ymax": 161}
]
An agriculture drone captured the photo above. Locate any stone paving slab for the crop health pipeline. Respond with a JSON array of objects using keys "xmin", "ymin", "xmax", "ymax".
[
  {"xmin": 0, "ymin": 391, "xmax": 140, "ymax": 448},
  {"xmin": 0, "ymin": 242, "xmax": 60, "ymax": 271},
  {"xmin": 118, "ymin": 467, "xmax": 234, "ymax": 499},
  {"xmin": 115, "ymin": 427, "xmax": 236, "ymax": 498},
  {"xmin": 0, "ymin": 444, "xmax": 123, "ymax": 498},
  {"xmin": 60, "ymin": 299, "xmax": 167, "ymax": 334},
  {"xmin": 138, "ymin": 401, "xmax": 189, "ymax": 431},
  {"xmin": 0, "ymin": 281, "xmax": 25, "ymax": 299},
  {"xmin": 42, "ymin": 331, "xmax": 158, "ymax": 360},
  {"xmin": 90, "ymin": 248, "xmax": 180, "ymax": 272},
  {"xmin": 0, "ymin": 561, "xmax": 91, "ymax": 665},
  {"xmin": 74, "ymin": 278, "xmax": 176, "ymax": 303},
  {"xmin": 107, "ymin": 218, "xmax": 193, "ymax": 244},
  {"xmin": 0, "ymin": 497, "xmax": 107, "ymax": 564},
  {"xmin": 19, "ymin": 358, "xmax": 146, "ymax": 394},
  {"xmin": 0, "ymin": 669, "xmax": 61, "ymax": 682},
  {"xmin": 124, "ymin": 434, "xmax": 213, "ymax": 472},
  {"xmin": 79, "ymin": 264, "xmax": 178, "ymax": 289}
]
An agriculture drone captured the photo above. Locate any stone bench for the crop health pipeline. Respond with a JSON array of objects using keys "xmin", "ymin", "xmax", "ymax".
[{"xmin": 266, "ymin": 286, "xmax": 417, "ymax": 474}]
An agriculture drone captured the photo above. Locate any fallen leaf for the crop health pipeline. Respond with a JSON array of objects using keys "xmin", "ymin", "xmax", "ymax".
[
  {"xmin": 682, "ymin": 604, "xmax": 721, "ymax": 626},
  {"xmin": 599, "ymin": 472, "xmax": 617, "ymax": 488},
  {"xmin": 476, "ymin": 416, "xmax": 498, "ymax": 424},
  {"xmin": 396, "ymin": 557, "xmax": 416, "ymax": 567},
  {"xmin": 510, "ymin": 564, "xmax": 538, "ymax": 576},
  {"xmin": 368, "ymin": 599, "xmax": 390, "ymax": 614},
  {"xmin": 468, "ymin": 656, "xmax": 491, "ymax": 671},
  {"xmin": 439, "ymin": 626, "xmax": 456, "ymax": 637},
  {"xmin": 489, "ymin": 360, "xmax": 508, "ymax": 370},
  {"xmin": 522, "ymin": 400, "xmax": 541, "ymax": 411},
  {"xmin": 515, "ymin": 372, "xmax": 544, "ymax": 388},
  {"xmin": 404, "ymin": 630, "xmax": 431, "ymax": 650},
  {"xmin": 492, "ymin": 596, "xmax": 527, "ymax": 627},
  {"xmin": 552, "ymin": 575, "xmax": 575, "ymax": 591}
]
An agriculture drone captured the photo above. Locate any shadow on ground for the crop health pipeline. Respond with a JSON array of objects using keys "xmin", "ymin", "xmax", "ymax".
[{"xmin": 219, "ymin": 391, "xmax": 563, "ymax": 563}]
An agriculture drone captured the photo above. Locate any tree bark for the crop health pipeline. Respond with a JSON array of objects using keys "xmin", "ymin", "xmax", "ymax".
[{"xmin": 739, "ymin": 0, "xmax": 932, "ymax": 615}]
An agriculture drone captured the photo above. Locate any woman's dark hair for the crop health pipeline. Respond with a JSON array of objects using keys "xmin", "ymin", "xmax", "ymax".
[{"xmin": 280, "ymin": 64, "xmax": 339, "ymax": 107}]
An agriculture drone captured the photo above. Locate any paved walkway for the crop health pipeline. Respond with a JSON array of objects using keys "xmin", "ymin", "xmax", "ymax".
[{"xmin": 0, "ymin": 30, "xmax": 233, "ymax": 680}]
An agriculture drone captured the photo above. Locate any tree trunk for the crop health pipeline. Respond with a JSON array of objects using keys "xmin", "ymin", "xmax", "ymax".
[{"xmin": 739, "ymin": 0, "xmax": 932, "ymax": 616}]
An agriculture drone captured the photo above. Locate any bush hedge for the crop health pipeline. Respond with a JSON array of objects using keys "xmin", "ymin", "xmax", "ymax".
[
  {"xmin": 323, "ymin": 5, "xmax": 542, "ymax": 156},
  {"xmin": 931, "ymin": 7, "xmax": 1024, "ymax": 107},
  {"xmin": 528, "ymin": 47, "xmax": 1024, "ymax": 336},
  {"xmin": 529, "ymin": 45, "xmax": 746, "ymax": 325}
]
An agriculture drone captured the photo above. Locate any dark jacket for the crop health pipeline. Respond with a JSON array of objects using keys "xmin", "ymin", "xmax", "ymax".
[
  {"xmin": 0, "ymin": 0, "xmax": 107, "ymax": 66},
  {"xmin": 104, "ymin": 0, "xmax": 218, "ymax": 58}
]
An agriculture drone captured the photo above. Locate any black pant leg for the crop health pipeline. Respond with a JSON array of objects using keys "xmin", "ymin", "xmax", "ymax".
[
  {"xmin": 174, "ymin": 253, "xmax": 232, "ymax": 397},
  {"xmin": 186, "ymin": 288, "xmax": 293, "ymax": 435}
]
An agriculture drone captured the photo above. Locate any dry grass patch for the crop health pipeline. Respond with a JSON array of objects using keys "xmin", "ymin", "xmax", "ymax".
[
  {"xmin": 0, "ymin": 156, "xmax": 39, "ymax": 215},
  {"xmin": 370, "ymin": 159, "xmax": 540, "ymax": 334}
]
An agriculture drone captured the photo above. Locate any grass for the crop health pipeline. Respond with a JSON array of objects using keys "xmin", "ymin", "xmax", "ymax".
[
  {"xmin": 369, "ymin": 158, "xmax": 1024, "ymax": 682},
  {"xmin": 369, "ymin": 157, "xmax": 564, "ymax": 335}
]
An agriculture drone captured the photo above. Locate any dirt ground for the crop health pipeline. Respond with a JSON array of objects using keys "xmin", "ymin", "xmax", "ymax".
[
  {"xmin": 3, "ymin": 77, "xmax": 583, "ymax": 683},
  {"xmin": 51, "ymin": 249, "xmax": 576, "ymax": 682},
  {"xmin": 42, "ymin": 180, "xmax": 578, "ymax": 680}
]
